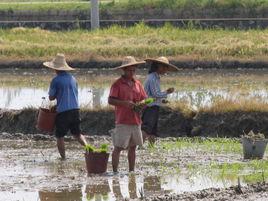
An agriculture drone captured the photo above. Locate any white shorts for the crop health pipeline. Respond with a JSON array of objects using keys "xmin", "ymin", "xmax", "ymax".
[{"xmin": 112, "ymin": 124, "xmax": 143, "ymax": 149}]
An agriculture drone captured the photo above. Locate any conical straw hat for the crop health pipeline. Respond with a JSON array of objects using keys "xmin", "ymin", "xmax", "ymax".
[
  {"xmin": 145, "ymin": 57, "xmax": 180, "ymax": 71},
  {"xmin": 113, "ymin": 56, "xmax": 145, "ymax": 70},
  {"xmin": 43, "ymin": 53, "xmax": 75, "ymax": 71}
]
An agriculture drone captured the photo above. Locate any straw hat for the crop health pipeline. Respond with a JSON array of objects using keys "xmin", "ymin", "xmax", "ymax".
[
  {"xmin": 43, "ymin": 53, "xmax": 75, "ymax": 71},
  {"xmin": 113, "ymin": 56, "xmax": 145, "ymax": 70},
  {"xmin": 145, "ymin": 57, "xmax": 180, "ymax": 71}
]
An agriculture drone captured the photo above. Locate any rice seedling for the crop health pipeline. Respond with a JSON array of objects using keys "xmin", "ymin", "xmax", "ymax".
[
  {"xmin": 158, "ymin": 137, "xmax": 242, "ymax": 154},
  {"xmin": 84, "ymin": 143, "xmax": 109, "ymax": 153}
]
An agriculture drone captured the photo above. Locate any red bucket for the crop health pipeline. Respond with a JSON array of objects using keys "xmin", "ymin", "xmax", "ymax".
[
  {"xmin": 85, "ymin": 152, "xmax": 109, "ymax": 174},
  {"xmin": 36, "ymin": 108, "xmax": 57, "ymax": 133}
]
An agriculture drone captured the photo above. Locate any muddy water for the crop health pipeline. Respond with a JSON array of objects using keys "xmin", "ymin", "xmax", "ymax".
[
  {"xmin": 0, "ymin": 137, "xmax": 267, "ymax": 201},
  {"xmin": 1, "ymin": 68, "xmax": 268, "ymax": 110},
  {"xmin": 2, "ymin": 87, "xmax": 268, "ymax": 110}
]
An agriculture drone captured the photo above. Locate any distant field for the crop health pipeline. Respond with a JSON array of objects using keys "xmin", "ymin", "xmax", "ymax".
[{"xmin": 0, "ymin": 23, "xmax": 267, "ymax": 61}]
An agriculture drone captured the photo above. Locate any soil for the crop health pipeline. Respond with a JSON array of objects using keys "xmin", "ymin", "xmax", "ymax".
[
  {"xmin": 192, "ymin": 111, "xmax": 268, "ymax": 138},
  {"xmin": 1, "ymin": 58, "xmax": 268, "ymax": 69},
  {"xmin": 0, "ymin": 134, "xmax": 267, "ymax": 201},
  {"xmin": 145, "ymin": 183, "xmax": 268, "ymax": 201},
  {"xmin": 1, "ymin": 107, "xmax": 268, "ymax": 138}
]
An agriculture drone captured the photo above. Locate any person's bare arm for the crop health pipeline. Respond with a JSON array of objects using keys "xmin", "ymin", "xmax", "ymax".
[{"xmin": 108, "ymin": 97, "xmax": 135, "ymax": 108}]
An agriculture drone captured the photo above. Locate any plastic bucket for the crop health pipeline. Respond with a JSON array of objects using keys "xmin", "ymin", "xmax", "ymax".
[
  {"xmin": 36, "ymin": 108, "xmax": 57, "ymax": 133},
  {"xmin": 85, "ymin": 152, "xmax": 109, "ymax": 174},
  {"xmin": 242, "ymin": 137, "xmax": 268, "ymax": 159}
]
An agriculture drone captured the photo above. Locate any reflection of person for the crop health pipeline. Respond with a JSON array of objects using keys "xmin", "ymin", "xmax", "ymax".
[
  {"xmin": 112, "ymin": 174, "xmax": 138, "ymax": 200},
  {"xmin": 112, "ymin": 177, "xmax": 123, "ymax": 199},
  {"xmin": 143, "ymin": 176, "xmax": 161, "ymax": 195},
  {"xmin": 43, "ymin": 53, "xmax": 87, "ymax": 159},
  {"xmin": 128, "ymin": 174, "xmax": 137, "ymax": 199},
  {"xmin": 108, "ymin": 56, "xmax": 147, "ymax": 172},
  {"xmin": 142, "ymin": 57, "xmax": 179, "ymax": 144},
  {"xmin": 39, "ymin": 187, "xmax": 82, "ymax": 201},
  {"xmin": 85, "ymin": 180, "xmax": 111, "ymax": 201}
]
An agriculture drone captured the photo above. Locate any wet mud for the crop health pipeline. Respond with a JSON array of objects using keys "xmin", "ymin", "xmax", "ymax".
[
  {"xmin": 1, "ymin": 59, "xmax": 268, "ymax": 70},
  {"xmin": 145, "ymin": 183, "xmax": 268, "ymax": 201},
  {"xmin": 1, "ymin": 107, "xmax": 268, "ymax": 138},
  {"xmin": 0, "ymin": 134, "xmax": 267, "ymax": 201}
]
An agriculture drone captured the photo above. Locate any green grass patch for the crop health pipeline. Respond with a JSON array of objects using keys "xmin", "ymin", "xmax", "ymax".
[
  {"xmin": 158, "ymin": 137, "xmax": 243, "ymax": 154},
  {"xmin": 1, "ymin": 0, "xmax": 268, "ymax": 15},
  {"xmin": 0, "ymin": 2, "xmax": 90, "ymax": 11},
  {"xmin": 148, "ymin": 138, "xmax": 268, "ymax": 184}
]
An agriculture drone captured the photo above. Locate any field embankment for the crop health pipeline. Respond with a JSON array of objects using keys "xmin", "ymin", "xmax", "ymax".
[
  {"xmin": 1, "ymin": 99, "xmax": 268, "ymax": 137},
  {"xmin": 1, "ymin": 25, "xmax": 268, "ymax": 69}
]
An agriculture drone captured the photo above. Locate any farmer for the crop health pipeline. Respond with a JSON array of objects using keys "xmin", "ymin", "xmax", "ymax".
[
  {"xmin": 108, "ymin": 56, "xmax": 147, "ymax": 172},
  {"xmin": 43, "ymin": 53, "xmax": 87, "ymax": 160},
  {"xmin": 142, "ymin": 57, "xmax": 179, "ymax": 144}
]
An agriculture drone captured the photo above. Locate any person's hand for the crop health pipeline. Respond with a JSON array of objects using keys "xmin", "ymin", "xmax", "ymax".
[
  {"xmin": 133, "ymin": 101, "xmax": 146, "ymax": 113},
  {"xmin": 124, "ymin": 101, "xmax": 135, "ymax": 109},
  {"xmin": 166, "ymin": 87, "xmax": 175, "ymax": 94}
]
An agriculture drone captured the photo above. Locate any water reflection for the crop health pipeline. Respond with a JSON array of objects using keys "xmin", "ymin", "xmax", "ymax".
[
  {"xmin": 86, "ymin": 180, "xmax": 111, "ymax": 201},
  {"xmin": 0, "ymin": 87, "xmax": 110, "ymax": 110},
  {"xmin": 85, "ymin": 174, "xmax": 165, "ymax": 201},
  {"xmin": 0, "ymin": 172, "xmax": 261, "ymax": 201},
  {"xmin": 1, "ymin": 87, "xmax": 268, "ymax": 110}
]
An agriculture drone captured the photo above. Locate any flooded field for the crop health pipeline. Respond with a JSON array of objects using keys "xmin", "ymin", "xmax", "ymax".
[
  {"xmin": 1, "ymin": 68, "xmax": 268, "ymax": 110},
  {"xmin": 1, "ymin": 68, "xmax": 268, "ymax": 200},
  {"xmin": 0, "ymin": 135, "xmax": 267, "ymax": 201}
]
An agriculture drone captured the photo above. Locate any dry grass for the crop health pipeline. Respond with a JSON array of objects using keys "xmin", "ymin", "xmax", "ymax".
[
  {"xmin": 200, "ymin": 98, "xmax": 268, "ymax": 113},
  {"xmin": 1, "ymin": 25, "xmax": 268, "ymax": 61}
]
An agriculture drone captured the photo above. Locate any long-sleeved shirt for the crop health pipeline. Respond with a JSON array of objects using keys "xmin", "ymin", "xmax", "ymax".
[{"xmin": 144, "ymin": 72, "xmax": 167, "ymax": 106}]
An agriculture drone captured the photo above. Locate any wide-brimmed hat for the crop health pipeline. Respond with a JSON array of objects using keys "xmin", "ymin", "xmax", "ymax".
[
  {"xmin": 113, "ymin": 56, "xmax": 145, "ymax": 70},
  {"xmin": 43, "ymin": 53, "xmax": 75, "ymax": 71},
  {"xmin": 145, "ymin": 57, "xmax": 180, "ymax": 71}
]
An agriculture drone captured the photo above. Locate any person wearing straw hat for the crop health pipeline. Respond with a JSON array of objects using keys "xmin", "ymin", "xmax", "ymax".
[
  {"xmin": 44, "ymin": 53, "xmax": 87, "ymax": 160},
  {"xmin": 108, "ymin": 56, "xmax": 147, "ymax": 172},
  {"xmin": 142, "ymin": 57, "xmax": 179, "ymax": 144}
]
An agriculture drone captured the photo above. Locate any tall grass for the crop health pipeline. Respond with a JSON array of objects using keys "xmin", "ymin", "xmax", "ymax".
[
  {"xmin": 1, "ymin": 0, "xmax": 268, "ymax": 14},
  {"xmin": 200, "ymin": 98, "xmax": 268, "ymax": 113},
  {"xmin": 0, "ymin": 2, "xmax": 89, "ymax": 11},
  {"xmin": 112, "ymin": 0, "xmax": 268, "ymax": 10},
  {"xmin": 0, "ymin": 24, "xmax": 268, "ymax": 60}
]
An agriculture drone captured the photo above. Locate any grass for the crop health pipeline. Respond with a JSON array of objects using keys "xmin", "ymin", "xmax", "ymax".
[
  {"xmin": 0, "ymin": 0, "xmax": 268, "ymax": 16},
  {"xmin": 200, "ymin": 99, "xmax": 268, "ymax": 113},
  {"xmin": 0, "ymin": 0, "xmax": 88, "ymax": 1},
  {"xmin": 146, "ymin": 138, "xmax": 268, "ymax": 184},
  {"xmin": 0, "ymin": 2, "xmax": 90, "ymax": 12},
  {"xmin": 209, "ymin": 160, "xmax": 268, "ymax": 184},
  {"xmin": 0, "ymin": 24, "xmax": 268, "ymax": 61},
  {"xmin": 158, "ymin": 137, "xmax": 243, "ymax": 154}
]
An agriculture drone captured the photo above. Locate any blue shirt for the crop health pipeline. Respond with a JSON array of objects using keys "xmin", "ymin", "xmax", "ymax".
[
  {"xmin": 144, "ymin": 72, "xmax": 168, "ymax": 106},
  {"xmin": 49, "ymin": 72, "xmax": 79, "ymax": 113}
]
